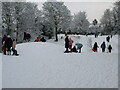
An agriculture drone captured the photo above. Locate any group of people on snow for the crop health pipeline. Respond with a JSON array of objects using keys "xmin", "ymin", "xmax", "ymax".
[
  {"xmin": 64, "ymin": 35, "xmax": 113, "ymax": 53},
  {"xmin": 2, "ymin": 35, "xmax": 19, "ymax": 56},
  {"xmin": 34, "ymin": 37, "xmax": 46, "ymax": 42},
  {"xmin": 92, "ymin": 36, "xmax": 112, "ymax": 53},
  {"xmin": 64, "ymin": 35, "xmax": 83, "ymax": 53}
]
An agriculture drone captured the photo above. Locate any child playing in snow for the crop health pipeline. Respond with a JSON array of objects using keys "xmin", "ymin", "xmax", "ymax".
[
  {"xmin": 92, "ymin": 42, "xmax": 99, "ymax": 52},
  {"xmin": 75, "ymin": 43, "xmax": 83, "ymax": 53},
  {"xmin": 34, "ymin": 37, "xmax": 40, "ymax": 42},
  {"xmin": 12, "ymin": 39, "xmax": 19, "ymax": 56},
  {"xmin": 71, "ymin": 46, "xmax": 78, "ymax": 53},
  {"xmin": 107, "ymin": 45, "xmax": 112, "ymax": 53}
]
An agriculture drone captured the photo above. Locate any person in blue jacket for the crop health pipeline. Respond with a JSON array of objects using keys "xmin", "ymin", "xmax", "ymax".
[{"xmin": 75, "ymin": 43, "xmax": 83, "ymax": 53}]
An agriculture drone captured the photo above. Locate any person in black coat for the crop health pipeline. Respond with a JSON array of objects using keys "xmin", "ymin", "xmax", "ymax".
[
  {"xmin": 4, "ymin": 35, "xmax": 13, "ymax": 55},
  {"xmin": 101, "ymin": 42, "xmax": 106, "ymax": 52},
  {"xmin": 64, "ymin": 35, "xmax": 69, "ymax": 53},
  {"xmin": 108, "ymin": 45, "xmax": 112, "ymax": 53},
  {"xmin": 41, "ymin": 37, "xmax": 46, "ymax": 42},
  {"xmin": 93, "ymin": 42, "xmax": 99, "ymax": 52},
  {"xmin": 71, "ymin": 46, "xmax": 78, "ymax": 53},
  {"xmin": 106, "ymin": 36, "xmax": 110, "ymax": 42}
]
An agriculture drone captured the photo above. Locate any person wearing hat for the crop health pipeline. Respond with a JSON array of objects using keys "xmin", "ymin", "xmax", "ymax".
[{"xmin": 64, "ymin": 35, "xmax": 69, "ymax": 53}]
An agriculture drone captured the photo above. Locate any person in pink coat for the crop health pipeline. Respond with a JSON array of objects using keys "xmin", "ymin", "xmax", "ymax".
[{"xmin": 69, "ymin": 37, "xmax": 74, "ymax": 50}]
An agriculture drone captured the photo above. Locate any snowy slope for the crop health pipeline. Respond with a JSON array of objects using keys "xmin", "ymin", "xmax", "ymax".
[{"xmin": 2, "ymin": 35, "xmax": 118, "ymax": 88}]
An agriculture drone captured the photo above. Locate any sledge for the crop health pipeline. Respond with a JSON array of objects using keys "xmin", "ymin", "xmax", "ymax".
[{"xmin": 64, "ymin": 51, "xmax": 72, "ymax": 53}]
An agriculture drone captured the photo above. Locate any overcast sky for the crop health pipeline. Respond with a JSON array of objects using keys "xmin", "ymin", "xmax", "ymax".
[{"xmin": 26, "ymin": 0, "xmax": 116, "ymax": 23}]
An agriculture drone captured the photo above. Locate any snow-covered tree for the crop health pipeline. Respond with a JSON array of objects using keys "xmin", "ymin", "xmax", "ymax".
[
  {"xmin": 100, "ymin": 9, "xmax": 114, "ymax": 34},
  {"xmin": 2, "ymin": 2, "xmax": 15, "ymax": 35},
  {"xmin": 42, "ymin": 1, "xmax": 72, "ymax": 41},
  {"xmin": 18, "ymin": 2, "xmax": 39, "ymax": 41},
  {"xmin": 115, "ymin": 1, "xmax": 120, "ymax": 34},
  {"xmin": 72, "ymin": 11, "xmax": 89, "ymax": 34},
  {"xmin": 100, "ymin": 1, "xmax": 120, "ymax": 35},
  {"xmin": 2, "ymin": 2, "xmax": 40, "ymax": 42}
]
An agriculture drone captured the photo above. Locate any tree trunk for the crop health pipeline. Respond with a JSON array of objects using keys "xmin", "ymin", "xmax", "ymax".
[{"xmin": 55, "ymin": 26, "xmax": 58, "ymax": 41}]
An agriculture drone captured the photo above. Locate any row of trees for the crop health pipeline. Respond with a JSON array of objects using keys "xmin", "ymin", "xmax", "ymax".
[
  {"xmin": 2, "ymin": 1, "xmax": 90, "ymax": 42},
  {"xmin": 100, "ymin": 1, "xmax": 120, "ymax": 35},
  {"xmin": 2, "ymin": 2, "xmax": 40, "ymax": 42},
  {"xmin": 2, "ymin": 1, "xmax": 120, "ymax": 42}
]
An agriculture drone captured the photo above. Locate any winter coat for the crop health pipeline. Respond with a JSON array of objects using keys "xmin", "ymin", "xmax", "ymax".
[
  {"xmin": 41, "ymin": 37, "xmax": 46, "ymax": 42},
  {"xmin": 106, "ymin": 36, "xmax": 110, "ymax": 42},
  {"xmin": 34, "ymin": 39, "xmax": 40, "ymax": 42},
  {"xmin": 93, "ymin": 42, "xmax": 98, "ymax": 51},
  {"xmin": 101, "ymin": 42, "xmax": 106, "ymax": 49},
  {"xmin": 75, "ymin": 43, "xmax": 83, "ymax": 49},
  {"xmin": 69, "ymin": 38, "xmax": 74, "ymax": 46},
  {"xmin": 65, "ymin": 36, "xmax": 69, "ymax": 48},
  {"xmin": 12, "ymin": 41, "xmax": 16, "ymax": 49},
  {"xmin": 108, "ymin": 45, "xmax": 112, "ymax": 51},
  {"xmin": 2, "ymin": 36, "xmax": 7, "ymax": 44},
  {"xmin": 4, "ymin": 38, "xmax": 13, "ymax": 48},
  {"xmin": 69, "ymin": 38, "xmax": 74, "ymax": 49}
]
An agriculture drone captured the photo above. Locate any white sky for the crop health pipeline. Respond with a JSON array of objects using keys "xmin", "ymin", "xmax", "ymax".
[
  {"xmin": 64, "ymin": 2, "xmax": 114, "ymax": 23},
  {"xmin": 27, "ymin": 0, "xmax": 116, "ymax": 2},
  {"xmin": 27, "ymin": 0, "xmax": 116, "ymax": 22}
]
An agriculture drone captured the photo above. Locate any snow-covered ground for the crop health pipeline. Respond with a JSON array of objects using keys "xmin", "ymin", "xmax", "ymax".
[{"xmin": 2, "ymin": 35, "xmax": 118, "ymax": 88}]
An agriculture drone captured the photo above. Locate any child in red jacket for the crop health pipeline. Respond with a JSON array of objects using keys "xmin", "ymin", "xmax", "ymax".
[{"xmin": 34, "ymin": 37, "xmax": 40, "ymax": 42}]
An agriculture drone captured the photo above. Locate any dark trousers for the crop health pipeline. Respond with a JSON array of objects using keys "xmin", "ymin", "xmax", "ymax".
[
  {"xmin": 78, "ymin": 48, "xmax": 81, "ymax": 53},
  {"xmin": 102, "ymin": 49, "xmax": 105, "ymax": 52},
  {"xmin": 6, "ymin": 47, "xmax": 11, "ymax": 55},
  {"xmin": 108, "ymin": 49, "xmax": 111, "ymax": 53},
  {"xmin": 12, "ymin": 48, "xmax": 17, "ymax": 55}
]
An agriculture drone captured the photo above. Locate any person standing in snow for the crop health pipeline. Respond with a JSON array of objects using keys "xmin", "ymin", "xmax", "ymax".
[
  {"xmin": 4, "ymin": 35, "xmax": 13, "ymax": 55},
  {"xmin": 75, "ymin": 43, "xmax": 83, "ymax": 53},
  {"xmin": 69, "ymin": 37, "xmax": 74, "ymax": 50},
  {"xmin": 110, "ymin": 35, "xmax": 113, "ymax": 38},
  {"xmin": 92, "ymin": 42, "xmax": 99, "ymax": 52},
  {"xmin": 64, "ymin": 35, "xmax": 69, "ymax": 53},
  {"xmin": 108, "ymin": 45, "xmax": 112, "ymax": 53},
  {"xmin": 12, "ymin": 39, "xmax": 19, "ymax": 56},
  {"xmin": 101, "ymin": 42, "xmax": 106, "ymax": 52},
  {"xmin": 2, "ymin": 35, "xmax": 8, "ymax": 54},
  {"xmin": 106, "ymin": 36, "xmax": 110, "ymax": 42}
]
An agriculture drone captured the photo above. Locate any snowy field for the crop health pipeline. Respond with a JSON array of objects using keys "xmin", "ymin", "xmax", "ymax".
[{"xmin": 2, "ymin": 35, "xmax": 118, "ymax": 88}]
